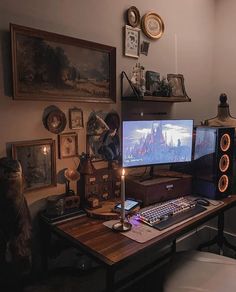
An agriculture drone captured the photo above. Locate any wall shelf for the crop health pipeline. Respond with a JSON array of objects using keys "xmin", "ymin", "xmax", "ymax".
[
  {"xmin": 121, "ymin": 96, "xmax": 191, "ymax": 103},
  {"xmin": 121, "ymin": 71, "xmax": 191, "ymax": 103}
]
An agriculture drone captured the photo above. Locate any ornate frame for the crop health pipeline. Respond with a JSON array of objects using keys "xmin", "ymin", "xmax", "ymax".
[
  {"xmin": 69, "ymin": 108, "xmax": 84, "ymax": 130},
  {"xmin": 11, "ymin": 23, "xmax": 116, "ymax": 103},
  {"xmin": 126, "ymin": 6, "xmax": 140, "ymax": 27},
  {"xmin": 141, "ymin": 12, "xmax": 164, "ymax": 40},
  {"xmin": 167, "ymin": 74, "xmax": 189, "ymax": 99},
  {"xmin": 58, "ymin": 132, "xmax": 78, "ymax": 159},
  {"xmin": 12, "ymin": 139, "xmax": 56, "ymax": 192}
]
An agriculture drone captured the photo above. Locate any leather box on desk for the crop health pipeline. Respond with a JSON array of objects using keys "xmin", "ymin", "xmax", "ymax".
[{"xmin": 125, "ymin": 172, "xmax": 192, "ymax": 206}]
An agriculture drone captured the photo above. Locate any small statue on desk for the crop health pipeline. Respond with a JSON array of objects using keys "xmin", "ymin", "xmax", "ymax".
[{"xmin": 77, "ymin": 152, "xmax": 95, "ymax": 175}]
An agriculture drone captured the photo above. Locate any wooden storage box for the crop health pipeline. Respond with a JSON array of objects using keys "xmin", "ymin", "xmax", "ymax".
[{"xmin": 125, "ymin": 172, "xmax": 192, "ymax": 206}]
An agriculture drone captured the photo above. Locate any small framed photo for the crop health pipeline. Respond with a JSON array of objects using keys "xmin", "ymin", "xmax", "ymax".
[
  {"xmin": 69, "ymin": 108, "xmax": 84, "ymax": 130},
  {"xmin": 11, "ymin": 139, "xmax": 56, "ymax": 192},
  {"xmin": 167, "ymin": 74, "xmax": 189, "ymax": 99},
  {"xmin": 58, "ymin": 132, "xmax": 78, "ymax": 159},
  {"xmin": 124, "ymin": 25, "xmax": 140, "ymax": 58},
  {"xmin": 140, "ymin": 41, "xmax": 150, "ymax": 56}
]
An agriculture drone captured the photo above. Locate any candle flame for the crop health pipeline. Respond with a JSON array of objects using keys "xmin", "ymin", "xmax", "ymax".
[
  {"xmin": 122, "ymin": 168, "xmax": 125, "ymax": 176},
  {"xmin": 42, "ymin": 146, "xmax": 47, "ymax": 155}
]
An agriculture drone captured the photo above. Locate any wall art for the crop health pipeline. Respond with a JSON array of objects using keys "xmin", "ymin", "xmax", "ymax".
[
  {"xmin": 58, "ymin": 132, "xmax": 78, "ymax": 159},
  {"xmin": 124, "ymin": 25, "xmax": 140, "ymax": 58},
  {"xmin": 12, "ymin": 139, "xmax": 56, "ymax": 191},
  {"xmin": 11, "ymin": 23, "xmax": 116, "ymax": 103}
]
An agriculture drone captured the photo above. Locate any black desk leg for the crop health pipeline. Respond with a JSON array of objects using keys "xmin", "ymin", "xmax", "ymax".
[
  {"xmin": 39, "ymin": 220, "xmax": 51, "ymax": 275},
  {"xmin": 106, "ymin": 266, "xmax": 115, "ymax": 292},
  {"xmin": 198, "ymin": 212, "xmax": 236, "ymax": 256}
]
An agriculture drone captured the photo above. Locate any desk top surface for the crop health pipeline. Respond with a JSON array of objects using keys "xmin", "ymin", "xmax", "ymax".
[{"xmin": 50, "ymin": 195, "xmax": 236, "ymax": 267}]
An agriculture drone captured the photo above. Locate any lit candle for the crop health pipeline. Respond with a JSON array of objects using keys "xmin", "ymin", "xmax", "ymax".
[
  {"xmin": 174, "ymin": 33, "xmax": 178, "ymax": 74},
  {"xmin": 121, "ymin": 168, "xmax": 126, "ymax": 222}
]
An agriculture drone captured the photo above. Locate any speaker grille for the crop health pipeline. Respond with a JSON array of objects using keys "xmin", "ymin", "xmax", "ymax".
[
  {"xmin": 220, "ymin": 133, "xmax": 231, "ymax": 152},
  {"xmin": 219, "ymin": 154, "xmax": 230, "ymax": 172},
  {"xmin": 218, "ymin": 174, "xmax": 229, "ymax": 193}
]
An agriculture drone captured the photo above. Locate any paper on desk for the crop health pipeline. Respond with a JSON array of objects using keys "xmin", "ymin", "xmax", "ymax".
[{"xmin": 103, "ymin": 217, "xmax": 160, "ymax": 243}]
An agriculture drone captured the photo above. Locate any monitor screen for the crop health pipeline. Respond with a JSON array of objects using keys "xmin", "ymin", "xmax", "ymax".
[
  {"xmin": 194, "ymin": 127, "xmax": 216, "ymax": 160},
  {"xmin": 122, "ymin": 120, "xmax": 193, "ymax": 168}
]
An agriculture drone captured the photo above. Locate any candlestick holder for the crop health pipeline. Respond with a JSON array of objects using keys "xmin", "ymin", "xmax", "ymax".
[
  {"xmin": 112, "ymin": 168, "xmax": 132, "ymax": 232},
  {"xmin": 112, "ymin": 218, "xmax": 132, "ymax": 232}
]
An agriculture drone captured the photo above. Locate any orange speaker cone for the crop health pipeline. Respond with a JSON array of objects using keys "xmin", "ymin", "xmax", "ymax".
[
  {"xmin": 219, "ymin": 154, "xmax": 230, "ymax": 172},
  {"xmin": 218, "ymin": 174, "xmax": 229, "ymax": 193},
  {"xmin": 220, "ymin": 133, "xmax": 231, "ymax": 152}
]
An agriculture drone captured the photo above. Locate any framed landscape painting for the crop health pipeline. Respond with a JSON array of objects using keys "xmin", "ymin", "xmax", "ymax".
[{"xmin": 10, "ymin": 23, "xmax": 116, "ymax": 103}]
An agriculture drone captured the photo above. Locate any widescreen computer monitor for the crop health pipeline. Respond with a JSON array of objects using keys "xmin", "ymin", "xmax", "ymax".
[{"xmin": 122, "ymin": 119, "xmax": 193, "ymax": 169}]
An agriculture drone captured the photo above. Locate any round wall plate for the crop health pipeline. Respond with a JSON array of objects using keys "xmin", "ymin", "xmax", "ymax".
[
  {"xmin": 141, "ymin": 12, "xmax": 164, "ymax": 40},
  {"xmin": 46, "ymin": 109, "xmax": 67, "ymax": 134}
]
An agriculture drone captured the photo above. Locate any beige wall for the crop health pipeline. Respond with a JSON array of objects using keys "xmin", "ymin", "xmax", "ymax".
[
  {"xmin": 214, "ymin": 0, "xmax": 236, "ymax": 112},
  {"xmin": 214, "ymin": 0, "xmax": 236, "ymax": 233},
  {"xmin": 0, "ymin": 0, "xmax": 216, "ymax": 206}
]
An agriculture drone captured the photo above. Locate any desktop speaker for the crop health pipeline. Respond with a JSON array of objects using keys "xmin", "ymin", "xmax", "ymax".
[{"xmin": 193, "ymin": 126, "xmax": 234, "ymax": 199}]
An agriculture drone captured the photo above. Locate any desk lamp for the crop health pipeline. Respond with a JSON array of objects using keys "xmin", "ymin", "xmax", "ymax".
[
  {"xmin": 64, "ymin": 168, "xmax": 80, "ymax": 195},
  {"xmin": 112, "ymin": 169, "xmax": 132, "ymax": 232}
]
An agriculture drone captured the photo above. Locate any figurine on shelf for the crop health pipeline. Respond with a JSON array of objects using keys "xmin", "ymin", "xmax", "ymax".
[{"xmin": 130, "ymin": 63, "xmax": 146, "ymax": 97}]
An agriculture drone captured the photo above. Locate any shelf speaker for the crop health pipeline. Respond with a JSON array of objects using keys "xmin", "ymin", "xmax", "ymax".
[{"xmin": 193, "ymin": 126, "xmax": 234, "ymax": 199}]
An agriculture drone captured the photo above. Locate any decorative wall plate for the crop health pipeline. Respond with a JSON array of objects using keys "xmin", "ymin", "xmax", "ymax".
[
  {"xmin": 46, "ymin": 109, "xmax": 67, "ymax": 134},
  {"xmin": 141, "ymin": 12, "xmax": 164, "ymax": 40},
  {"xmin": 127, "ymin": 6, "xmax": 140, "ymax": 28}
]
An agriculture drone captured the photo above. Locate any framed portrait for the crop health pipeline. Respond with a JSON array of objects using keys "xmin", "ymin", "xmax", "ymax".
[
  {"xmin": 124, "ymin": 25, "xmax": 140, "ymax": 58},
  {"xmin": 167, "ymin": 74, "xmax": 189, "ymax": 99},
  {"xmin": 11, "ymin": 139, "xmax": 56, "ymax": 192},
  {"xmin": 69, "ymin": 108, "xmax": 84, "ymax": 130},
  {"xmin": 126, "ymin": 6, "xmax": 140, "ymax": 28},
  {"xmin": 140, "ymin": 41, "xmax": 150, "ymax": 56},
  {"xmin": 10, "ymin": 23, "xmax": 116, "ymax": 103},
  {"xmin": 45, "ymin": 109, "xmax": 67, "ymax": 134},
  {"xmin": 58, "ymin": 132, "xmax": 78, "ymax": 159}
]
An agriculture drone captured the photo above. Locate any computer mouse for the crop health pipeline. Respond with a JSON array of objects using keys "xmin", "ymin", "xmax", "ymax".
[{"xmin": 196, "ymin": 198, "xmax": 210, "ymax": 207}]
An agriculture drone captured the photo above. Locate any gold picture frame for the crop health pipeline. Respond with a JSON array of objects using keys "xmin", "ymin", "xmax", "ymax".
[
  {"xmin": 58, "ymin": 132, "xmax": 78, "ymax": 159},
  {"xmin": 141, "ymin": 12, "xmax": 164, "ymax": 40},
  {"xmin": 69, "ymin": 108, "xmax": 84, "ymax": 130},
  {"xmin": 12, "ymin": 139, "xmax": 56, "ymax": 192},
  {"xmin": 10, "ymin": 23, "xmax": 116, "ymax": 103},
  {"xmin": 167, "ymin": 74, "xmax": 189, "ymax": 100}
]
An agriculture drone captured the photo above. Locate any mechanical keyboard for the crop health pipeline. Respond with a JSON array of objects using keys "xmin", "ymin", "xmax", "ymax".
[{"xmin": 136, "ymin": 197, "xmax": 207, "ymax": 230}]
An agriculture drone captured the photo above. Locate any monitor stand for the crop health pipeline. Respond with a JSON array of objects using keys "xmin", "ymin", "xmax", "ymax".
[{"xmin": 139, "ymin": 166, "xmax": 157, "ymax": 182}]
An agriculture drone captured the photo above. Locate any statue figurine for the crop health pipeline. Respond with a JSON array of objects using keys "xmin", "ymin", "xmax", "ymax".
[
  {"xmin": 130, "ymin": 63, "xmax": 146, "ymax": 97},
  {"xmin": 0, "ymin": 157, "xmax": 32, "ymax": 287},
  {"xmin": 203, "ymin": 93, "xmax": 236, "ymax": 130}
]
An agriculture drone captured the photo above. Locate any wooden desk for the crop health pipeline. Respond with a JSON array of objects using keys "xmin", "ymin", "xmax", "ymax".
[{"xmin": 40, "ymin": 195, "xmax": 236, "ymax": 291}]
